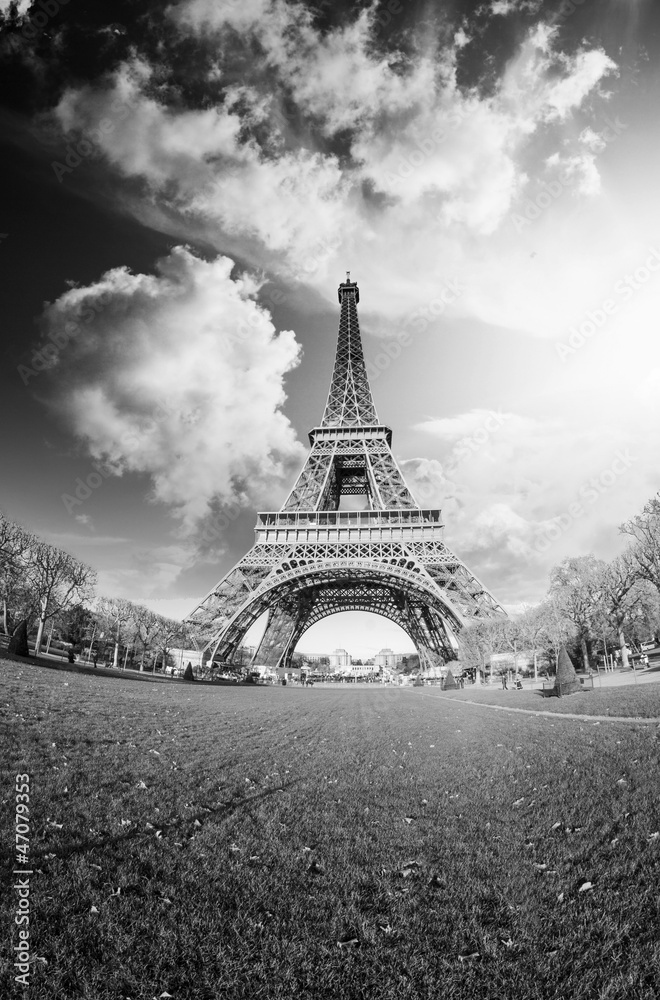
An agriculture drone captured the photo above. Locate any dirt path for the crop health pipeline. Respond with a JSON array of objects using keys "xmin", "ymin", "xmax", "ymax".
[{"xmin": 416, "ymin": 691, "xmax": 660, "ymax": 724}]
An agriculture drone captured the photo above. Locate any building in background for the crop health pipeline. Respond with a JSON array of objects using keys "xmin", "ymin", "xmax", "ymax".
[
  {"xmin": 374, "ymin": 648, "xmax": 400, "ymax": 668},
  {"xmin": 330, "ymin": 648, "xmax": 352, "ymax": 668}
]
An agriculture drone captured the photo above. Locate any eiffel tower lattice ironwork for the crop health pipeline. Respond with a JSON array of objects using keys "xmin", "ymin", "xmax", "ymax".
[{"xmin": 186, "ymin": 275, "xmax": 505, "ymax": 670}]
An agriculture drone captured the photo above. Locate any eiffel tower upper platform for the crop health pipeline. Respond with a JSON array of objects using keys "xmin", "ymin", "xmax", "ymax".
[{"xmin": 186, "ymin": 275, "xmax": 505, "ymax": 670}]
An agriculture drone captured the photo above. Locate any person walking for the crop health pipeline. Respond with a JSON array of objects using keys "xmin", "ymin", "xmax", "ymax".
[{"xmin": 501, "ymin": 673, "xmax": 508, "ymax": 690}]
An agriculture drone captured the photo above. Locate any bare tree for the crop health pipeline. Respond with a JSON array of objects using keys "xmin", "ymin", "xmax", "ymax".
[
  {"xmin": 533, "ymin": 598, "xmax": 575, "ymax": 672},
  {"xmin": 459, "ymin": 619, "xmax": 500, "ymax": 681},
  {"xmin": 133, "ymin": 605, "xmax": 162, "ymax": 670},
  {"xmin": 0, "ymin": 512, "xmax": 35, "ymax": 635},
  {"xmin": 549, "ymin": 556, "xmax": 607, "ymax": 670},
  {"xmin": 621, "ymin": 496, "xmax": 660, "ymax": 591},
  {"xmin": 154, "ymin": 618, "xmax": 187, "ymax": 673},
  {"xmin": 602, "ymin": 551, "xmax": 660, "ymax": 666},
  {"xmin": 95, "ymin": 596, "xmax": 136, "ymax": 668},
  {"xmin": 516, "ymin": 605, "xmax": 552, "ymax": 680},
  {"xmin": 30, "ymin": 542, "xmax": 97, "ymax": 656}
]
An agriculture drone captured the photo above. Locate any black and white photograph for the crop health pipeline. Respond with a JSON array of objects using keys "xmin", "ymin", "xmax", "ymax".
[{"xmin": 2, "ymin": 0, "xmax": 660, "ymax": 996}]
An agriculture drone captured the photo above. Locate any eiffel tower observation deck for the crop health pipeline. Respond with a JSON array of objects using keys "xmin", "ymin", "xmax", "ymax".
[{"xmin": 186, "ymin": 275, "xmax": 505, "ymax": 671}]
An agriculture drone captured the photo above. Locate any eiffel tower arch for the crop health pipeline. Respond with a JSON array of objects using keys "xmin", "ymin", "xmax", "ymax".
[{"xmin": 186, "ymin": 275, "xmax": 505, "ymax": 671}]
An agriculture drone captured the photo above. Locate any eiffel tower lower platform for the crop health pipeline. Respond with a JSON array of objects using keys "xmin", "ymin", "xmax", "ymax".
[{"xmin": 186, "ymin": 276, "xmax": 505, "ymax": 670}]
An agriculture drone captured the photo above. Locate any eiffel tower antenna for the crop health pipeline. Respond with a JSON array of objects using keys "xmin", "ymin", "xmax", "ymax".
[{"xmin": 187, "ymin": 276, "xmax": 505, "ymax": 673}]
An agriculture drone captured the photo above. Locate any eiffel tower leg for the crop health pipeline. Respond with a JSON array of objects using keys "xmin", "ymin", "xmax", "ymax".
[{"xmin": 253, "ymin": 606, "xmax": 299, "ymax": 669}]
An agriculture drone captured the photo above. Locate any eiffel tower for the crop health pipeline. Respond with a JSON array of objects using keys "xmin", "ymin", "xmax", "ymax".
[{"xmin": 187, "ymin": 275, "xmax": 505, "ymax": 670}]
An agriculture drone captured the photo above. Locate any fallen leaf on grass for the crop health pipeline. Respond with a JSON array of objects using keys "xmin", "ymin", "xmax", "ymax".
[
  {"xmin": 557, "ymin": 893, "xmax": 564, "ymax": 903},
  {"xmin": 90, "ymin": 864, "xmax": 102, "ymax": 871},
  {"xmin": 550, "ymin": 822, "xmax": 562, "ymax": 831},
  {"xmin": 404, "ymin": 816, "xmax": 415, "ymax": 824},
  {"xmin": 648, "ymin": 832, "xmax": 659, "ymax": 842},
  {"xmin": 533, "ymin": 863, "xmax": 548, "ymax": 871},
  {"xmin": 578, "ymin": 882, "xmax": 593, "ymax": 893},
  {"xmin": 137, "ymin": 781, "xmax": 147, "ymax": 790},
  {"xmin": 500, "ymin": 937, "xmax": 514, "ymax": 949},
  {"xmin": 337, "ymin": 937, "xmax": 360, "ymax": 949},
  {"xmin": 458, "ymin": 952, "xmax": 480, "ymax": 963},
  {"xmin": 90, "ymin": 906, "xmax": 99, "ymax": 914},
  {"xmin": 513, "ymin": 798, "xmax": 524, "ymax": 807}
]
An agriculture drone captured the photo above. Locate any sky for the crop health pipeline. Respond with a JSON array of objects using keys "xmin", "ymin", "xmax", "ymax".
[{"xmin": 1, "ymin": 0, "xmax": 659, "ymax": 658}]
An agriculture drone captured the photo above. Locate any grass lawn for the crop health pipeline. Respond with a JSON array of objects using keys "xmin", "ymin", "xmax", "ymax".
[
  {"xmin": 435, "ymin": 682, "xmax": 660, "ymax": 719},
  {"xmin": 2, "ymin": 658, "xmax": 660, "ymax": 1000}
]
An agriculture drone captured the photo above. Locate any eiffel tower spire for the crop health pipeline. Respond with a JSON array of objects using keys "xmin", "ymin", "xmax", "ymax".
[
  {"xmin": 281, "ymin": 276, "xmax": 416, "ymax": 511},
  {"xmin": 320, "ymin": 275, "xmax": 378, "ymax": 428},
  {"xmin": 186, "ymin": 276, "xmax": 505, "ymax": 675}
]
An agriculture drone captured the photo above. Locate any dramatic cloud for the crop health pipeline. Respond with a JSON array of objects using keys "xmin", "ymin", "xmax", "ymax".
[
  {"xmin": 39, "ymin": 248, "xmax": 306, "ymax": 536},
  {"xmin": 49, "ymin": 3, "xmax": 618, "ymax": 332},
  {"xmin": 401, "ymin": 398, "xmax": 655, "ymax": 602}
]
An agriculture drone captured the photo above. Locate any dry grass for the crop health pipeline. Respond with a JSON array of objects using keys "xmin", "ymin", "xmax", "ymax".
[
  {"xmin": 2, "ymin": 658, "xmax": 660, "ymax": 999},
  {"xmin": 437, "ymin": 680, "xmax": 660, "ymax": 718}
]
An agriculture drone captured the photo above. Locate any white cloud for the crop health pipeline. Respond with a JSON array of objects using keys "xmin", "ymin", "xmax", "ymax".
[
  {"xmin": 400, "ymin": 399, "xmax": 653, "ymax": 603},
  {"xmin": 40, "ymin": 248, "xmax": 306, "ymax": 536},
  {"xmin": 48, "ymin": 10, "xmax": 618, "ymax": 329},
  {"xmin": 491, "ymin": 1, "xmax": 517, "ymax": 15},
  {"xmin": 0, "ymin": 0, "xmax": 31, "ymax": 13}
]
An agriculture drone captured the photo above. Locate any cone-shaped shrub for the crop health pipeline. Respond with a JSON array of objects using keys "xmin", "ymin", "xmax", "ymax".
[
  {"xmin": 554, "ymin": 646, "xmax": 582, "ymax": 696},
  {"xmin": 8, "ymin": 619, "xmax": 29, "ymax": 657},
  {"xmin": 183, "ymin": 662, "xmax": 195, "ymax": 681},
  {"xmin": 443, "ymin": 668, "xmax": 457, "ymax": 690}
]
